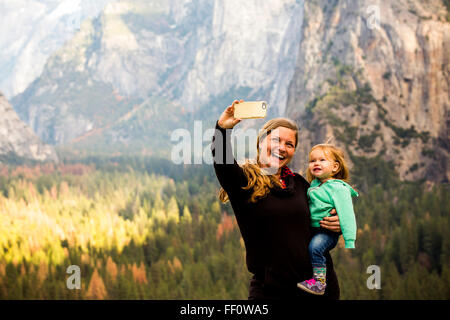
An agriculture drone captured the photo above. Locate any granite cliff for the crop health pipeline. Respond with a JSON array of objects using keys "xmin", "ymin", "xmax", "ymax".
[
  {"xmin": 0, "ymin": 0, "xmax": 112, "ymax": 98},
  {"xmin": 6, "ymin": 0, "xmax": 449, "ymax": 182},
  {"xmin": 12, "ymin": 0, "xmax": 303, "ymax": 146},
  {"xmin": 286, "ymin": 0, "xmax": 449, "ymax": 182},
  {"xmin": 0, "ymin": 92, "xmax": 58, "ymax": 163}
]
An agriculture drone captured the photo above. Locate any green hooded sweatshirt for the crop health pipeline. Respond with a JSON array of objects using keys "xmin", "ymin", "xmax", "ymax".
[{"xmin": 308, "ymin": 179, "xmax": 358, "ymax": 249}]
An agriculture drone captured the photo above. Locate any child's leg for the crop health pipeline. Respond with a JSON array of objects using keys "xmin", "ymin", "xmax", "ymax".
[
  {"xmin": 297, "ymin": 231, "xmax": 339, "ymax": 295},
  {"xmin": 309, "ymin": 231, "xmax": 339, "ymax": 281}
]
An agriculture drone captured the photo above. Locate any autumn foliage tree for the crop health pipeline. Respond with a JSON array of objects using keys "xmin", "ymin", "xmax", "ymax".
[{"xmin": 0, "ymin": 158, "xmax": 448, "ymax": 300}]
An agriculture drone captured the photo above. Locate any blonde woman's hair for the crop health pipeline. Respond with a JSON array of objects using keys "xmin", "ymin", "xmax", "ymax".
[
  {"xmin": 306, "ymin": 144, "xmax": 350, "ymax": 183},
  {"xmin": 218, "ymin": 118, "xmax": 299, "ymax": 203}
]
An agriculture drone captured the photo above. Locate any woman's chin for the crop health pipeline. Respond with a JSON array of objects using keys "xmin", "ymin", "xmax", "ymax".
[
  {"xmin": 259, "ymin": 161, "xmax": 280, "ymax": 174},
  {"xmin": 267, "ymin": 160, "xmax": 282, "ymax": 169},
  {"xmin": 259, "ymin": 157, "xmax": 290, "ymax": 173},
  {"xmin": 269, "ymin": 161, "xmax": 286, "ymax": 172}
]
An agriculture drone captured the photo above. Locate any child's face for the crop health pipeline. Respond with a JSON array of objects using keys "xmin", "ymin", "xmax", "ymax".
[{"xmin": 308, "ymin": 148, "xmax": 339, "ymax": 181}]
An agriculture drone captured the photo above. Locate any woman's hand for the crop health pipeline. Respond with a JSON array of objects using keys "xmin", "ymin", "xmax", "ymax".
[
  {"xmin": 319, "ymin": 209, "xmax": 342, "ymax": 233},
  {"xmin": 218, "ymin": 100, "xmax": 243, "ymax": 129}
]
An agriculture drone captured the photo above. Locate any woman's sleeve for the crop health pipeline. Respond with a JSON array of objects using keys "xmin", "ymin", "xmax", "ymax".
[{"xmin": 211, "ymin": 121, "xmax": 248, "ymax": 194}]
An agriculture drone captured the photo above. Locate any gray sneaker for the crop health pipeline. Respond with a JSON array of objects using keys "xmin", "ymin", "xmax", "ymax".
[{"xmin": 297, "ymin": 278, "xmax": 326, "ymax": 295}]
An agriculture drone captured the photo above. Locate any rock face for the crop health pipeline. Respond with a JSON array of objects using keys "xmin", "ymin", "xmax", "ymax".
[
  {"xmin": 0, "ymin": 92, "xmax": 58, "ymax": 163},
  {"xmin": 11, "ymin": 0, "xmax": 304, "ymax": 145},
  {"xmin": 0, "ymin": 0, "xmax": 112, "ymax": 98},
  {"xmin": 286, "ymin": 0, "xmax": 449, "ymax": 182},
  {"xmin": 178, "ymin": 0, "xmax": 304, "ymax": 116},
  {"xmin": 7, "ymin": 0, "xmax": 449, "ymax": 182}
]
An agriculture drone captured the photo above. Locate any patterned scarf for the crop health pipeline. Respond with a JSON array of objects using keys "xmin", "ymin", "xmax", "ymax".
[{"xmin": 279, "ymin": 166, "xmax": 295, "ymax": 189}]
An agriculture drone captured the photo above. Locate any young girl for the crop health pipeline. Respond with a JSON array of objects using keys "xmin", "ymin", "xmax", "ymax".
[{"xmin": 297, "ymin": 144, "xmax": 358, "ymax": 295}]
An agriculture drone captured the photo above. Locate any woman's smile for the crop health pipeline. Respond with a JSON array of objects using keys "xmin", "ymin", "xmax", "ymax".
[{"xmin": 272, "ymin": 151, "xmax": 285, "ymax": 160}]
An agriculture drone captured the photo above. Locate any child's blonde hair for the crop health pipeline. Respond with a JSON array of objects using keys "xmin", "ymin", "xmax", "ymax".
[{"xmin": 306, "ymin": 144, "xmax": 350, "ymax": 183}]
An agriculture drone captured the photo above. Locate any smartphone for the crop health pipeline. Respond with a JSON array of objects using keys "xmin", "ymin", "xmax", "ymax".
[{"xmin": 234, "ymin": 101, "xmax": 268, "ymax": 119}]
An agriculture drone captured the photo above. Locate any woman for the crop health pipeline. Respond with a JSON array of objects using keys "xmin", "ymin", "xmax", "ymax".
[{"xmin": 211, "ymin": 100, "xmax": 342, "ymax": 300}]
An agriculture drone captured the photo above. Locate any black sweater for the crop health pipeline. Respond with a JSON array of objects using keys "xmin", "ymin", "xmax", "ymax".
[{"xmin": 211, "ymin": 121, "xmax": 339, "ymax": 299}]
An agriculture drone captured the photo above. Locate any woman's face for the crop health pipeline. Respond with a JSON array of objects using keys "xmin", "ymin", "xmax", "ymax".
[{"xmin": 258, "ymin": 126, "xmax": 296, "ymax": 173}]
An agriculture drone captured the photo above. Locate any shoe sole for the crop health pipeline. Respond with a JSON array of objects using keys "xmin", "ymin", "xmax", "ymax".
[{"xmin": 297, "ymin": 283, "xmax": 325, "ymax": 296}]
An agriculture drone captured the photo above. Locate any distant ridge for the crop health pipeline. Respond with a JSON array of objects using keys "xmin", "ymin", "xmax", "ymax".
[{"xmin": 0, "ymin": 91, "xmax": 58, "ymax": 163}]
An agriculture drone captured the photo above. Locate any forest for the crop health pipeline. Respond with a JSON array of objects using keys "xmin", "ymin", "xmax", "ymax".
[{"xmin": 0, "ymin": 156, "xmax": 448, "ymax": 299}]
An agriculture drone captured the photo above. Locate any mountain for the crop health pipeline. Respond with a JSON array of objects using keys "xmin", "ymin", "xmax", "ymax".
[
  {"xmin": 286, "ymin": 0, "xmax": 449, "ymax": 183},
  {"xmin": 56, "ymin": 96, "xmax": 194, "ymax": 158},
  {"xmin": 0, "ymin": 91, "xmax": 58, "ymax": 163},
  {"xmin": 0, "ymin": 0, "xmax": 112, "ymax": 98},
  {"xmin": 8, "ymin": 0, "xmax": 449, "ymax": 182},
  {"xmin": 11, "ymin": 0, "xmax": 304, "ymax": 148}
]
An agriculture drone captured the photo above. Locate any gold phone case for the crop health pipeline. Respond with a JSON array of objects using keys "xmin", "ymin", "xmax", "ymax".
[{"xmin": 234, "ymin": 101, "xmax": 268, "ymax": 119}]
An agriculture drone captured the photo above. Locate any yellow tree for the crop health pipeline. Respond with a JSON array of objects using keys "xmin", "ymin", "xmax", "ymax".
[
  {"xmin": 85, "ymin": 269, "xmax": 107, "ymax": 299},
  {"xmin": 166, "ymin": 197, "xmax": 180, "ymax": 223},
  {"xmin": 106, "ymin": 257, "xmax": 118, "ymax": 282},
  {"xmin": 182, "ymin": 206, "xmax": 192, "ymax": 223}
]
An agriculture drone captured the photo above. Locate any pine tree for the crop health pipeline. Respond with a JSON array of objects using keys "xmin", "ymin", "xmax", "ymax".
[
  {"xmin": 85, "ymin": 269, "xmax": 107, "ymax": 299},
  {"xmin": 166, "ymin": 196, "xmax": 180, "ymax": 223},
  {"xmin": 106, "ymin": 256, "xmax": 118, "ymax": 282},
  {"xmin": 182, "ymin": 205, "xmax": 192, "ymax": 223}
]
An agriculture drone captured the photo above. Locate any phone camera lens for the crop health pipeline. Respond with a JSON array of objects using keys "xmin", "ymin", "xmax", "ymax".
[{"xmin": 262, "ymin": 102, "xmax": 267, "ymax": 110}]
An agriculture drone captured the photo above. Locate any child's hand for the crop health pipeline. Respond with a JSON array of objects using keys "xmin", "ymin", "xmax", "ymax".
[{"xmin": 320, "ymin": 209, "xmax": 341, "ymax": 232}]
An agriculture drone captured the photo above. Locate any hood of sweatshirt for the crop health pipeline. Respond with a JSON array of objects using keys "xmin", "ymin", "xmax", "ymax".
[{"xmin": 310, "ymin": 179, "xmax": 359, "ymax": 197}]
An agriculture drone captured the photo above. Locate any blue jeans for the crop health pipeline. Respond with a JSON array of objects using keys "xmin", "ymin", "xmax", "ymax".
[{"xmin": 309, "ymin": 228, "xmax": 340, "ymax": 268}]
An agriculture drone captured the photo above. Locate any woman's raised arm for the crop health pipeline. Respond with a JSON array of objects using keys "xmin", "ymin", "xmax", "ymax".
[{"xmin": 211, "ymin": 100, "xmax": 248, "ymax": 194}]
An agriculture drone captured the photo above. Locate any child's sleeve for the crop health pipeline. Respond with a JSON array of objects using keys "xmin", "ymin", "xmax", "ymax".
[{"xmin": 329, "ymin": 184, "xmax": 357, "ymax": 249}]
